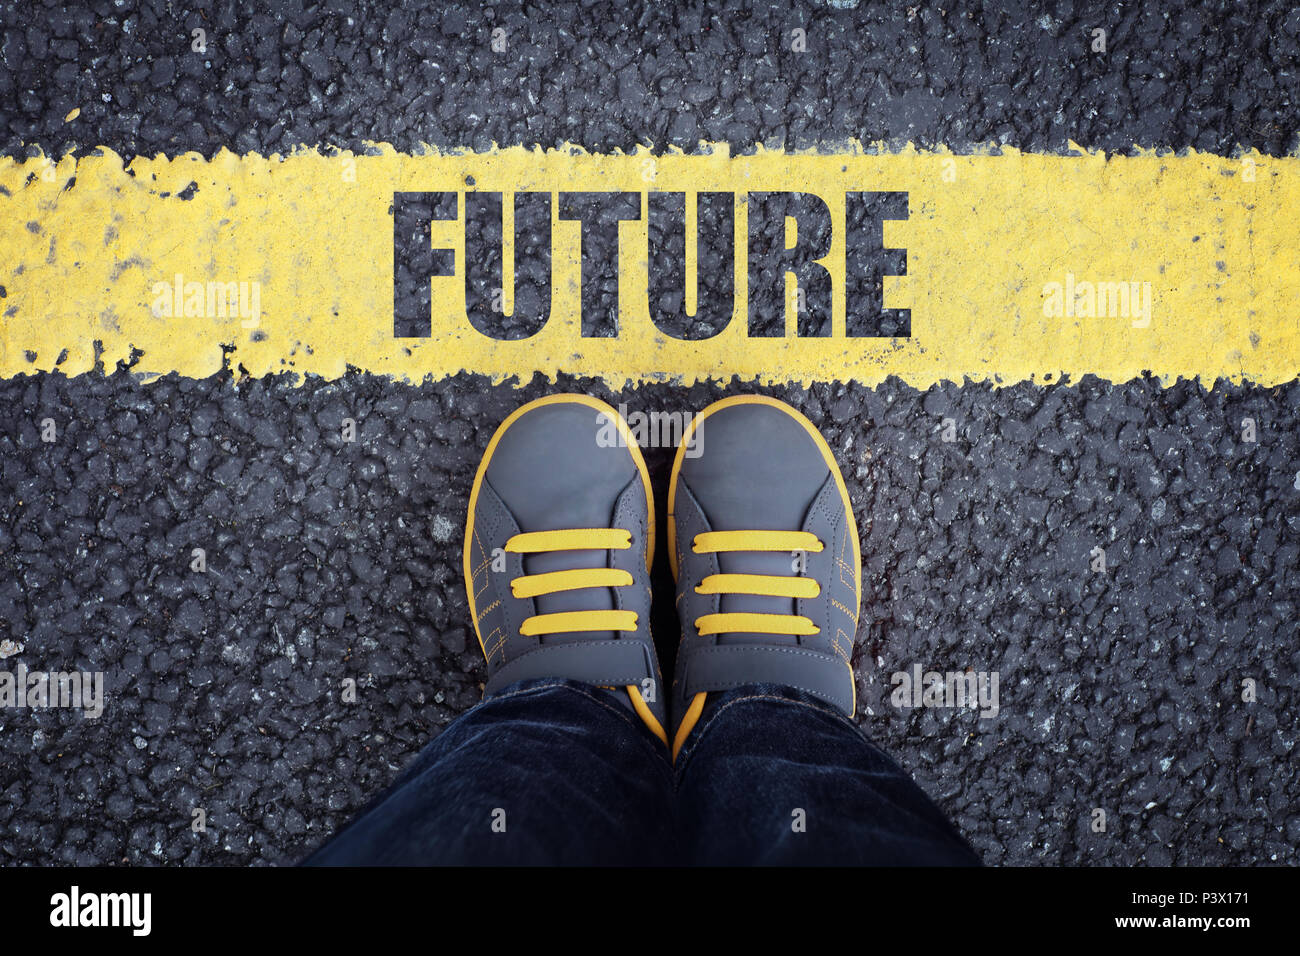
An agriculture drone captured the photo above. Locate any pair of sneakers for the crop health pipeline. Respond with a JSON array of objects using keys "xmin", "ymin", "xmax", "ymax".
[{"xmin": 463, "ymin": 394, "xmax": 861, "ymax": 759}]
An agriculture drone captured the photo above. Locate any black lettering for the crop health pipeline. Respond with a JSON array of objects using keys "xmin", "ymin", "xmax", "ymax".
[
  {"xmin": 465, "ymin": 191, "xmax": 553, "ymax": 340},
  {"xmin": 647, "ymin": 191, "xmax": 735, "ymax": 340},
  {"xmin": 845, "ymin": 191, "xmax": 909, "ymax": 337},
  {"xmin": 393, "ymin": 191, "xmax": 456, "ymax": 338},
  {"xmin": 558, "ymin": 191, "xmax": 640, "ymax": 337},
  {"xmin": 747, "ymin": 191, "xmax": 833, "ymax": 337}
]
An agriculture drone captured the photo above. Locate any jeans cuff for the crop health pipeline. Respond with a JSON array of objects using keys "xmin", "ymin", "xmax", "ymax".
[
  {"xmin": 486, "ymin": 676, "xmax": 669, "ymax": 754},
  {"xmin": 675, "ymin": 681, "xmax": 863, "ymax": 766}
]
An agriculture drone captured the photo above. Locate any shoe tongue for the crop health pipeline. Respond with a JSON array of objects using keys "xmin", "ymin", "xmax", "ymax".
[
  {"xmin": 717, "ymin": 549, "xmax": 796, "ymax": 644},
  {"xmin": 527, "ymin": 547, "xmax": 618, "ymax": 644}
]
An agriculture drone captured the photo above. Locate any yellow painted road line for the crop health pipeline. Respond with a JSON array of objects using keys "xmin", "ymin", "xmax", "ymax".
[{"xmin": 2, "ymin": 144, "xmax": 1297, "ymax": 386}]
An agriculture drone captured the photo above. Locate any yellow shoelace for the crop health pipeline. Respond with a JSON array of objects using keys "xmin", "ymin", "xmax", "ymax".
[
  {"xmin": 691, "ymin": 530, "xmax": 823, "ymax": 636},
  {"xmin": 506, "ymin": 529, "xmax": 638, "ymax": 636}
]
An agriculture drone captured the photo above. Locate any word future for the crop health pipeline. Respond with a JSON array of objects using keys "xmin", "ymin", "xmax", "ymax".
[{"xmin": 394, "ymin": 190, "xmax": 909, "ymax": 339}]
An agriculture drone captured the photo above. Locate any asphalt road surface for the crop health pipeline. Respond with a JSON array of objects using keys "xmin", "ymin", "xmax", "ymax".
[{"xmin": 1, "ymin": 0, "xmax": 1298, "ymax": 865}]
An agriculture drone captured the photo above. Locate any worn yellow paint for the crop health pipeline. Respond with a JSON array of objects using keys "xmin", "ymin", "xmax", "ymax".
[{"xmin": 1, "ymin": 144, "xmax": 1297, "ymax": 387}]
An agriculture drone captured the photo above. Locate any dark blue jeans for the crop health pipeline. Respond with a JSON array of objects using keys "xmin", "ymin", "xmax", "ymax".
[{"xmin": 304, "ymin": 679, "xmax": 979, "ymax": 866}]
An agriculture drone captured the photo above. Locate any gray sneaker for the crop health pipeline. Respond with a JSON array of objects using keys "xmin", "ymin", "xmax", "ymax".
[
  {"xmin": 463, "ymin": 394, "xmax": 668, "ymax": 745},
  {"xmin": 668, "ymin": 396, "xmax": 862, "ymax": 759}
]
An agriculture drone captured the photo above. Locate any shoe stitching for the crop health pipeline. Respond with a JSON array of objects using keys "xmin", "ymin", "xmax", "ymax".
[
  {"xmin": 837, "ymin": 518, "xmax": 855, "ymax": 591},
  {"xmin": 834, "ymin": 627, "xmax": 852, "ymax": 663},
  {"xmin": 484, "ymin": 626, "xmax": 507, "ymax": 664}
]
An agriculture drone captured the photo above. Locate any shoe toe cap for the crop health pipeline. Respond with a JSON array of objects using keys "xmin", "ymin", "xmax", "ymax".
[
  {"xmin": 680, "ymin": 400, "xmax": 831, "ymax": 531},
  {"xmin": 486, "ymin": 398, "xmax": 640, "ymax": 531}
]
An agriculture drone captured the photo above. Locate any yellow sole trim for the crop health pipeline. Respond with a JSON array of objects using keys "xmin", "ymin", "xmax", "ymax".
[
  {"xmin": 672, "ymin": 692, "xmax": 708, "ymax": 762},
  {"xmin": 627, "ymin": 685, "xmax": 669, "ymax": 747}
]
